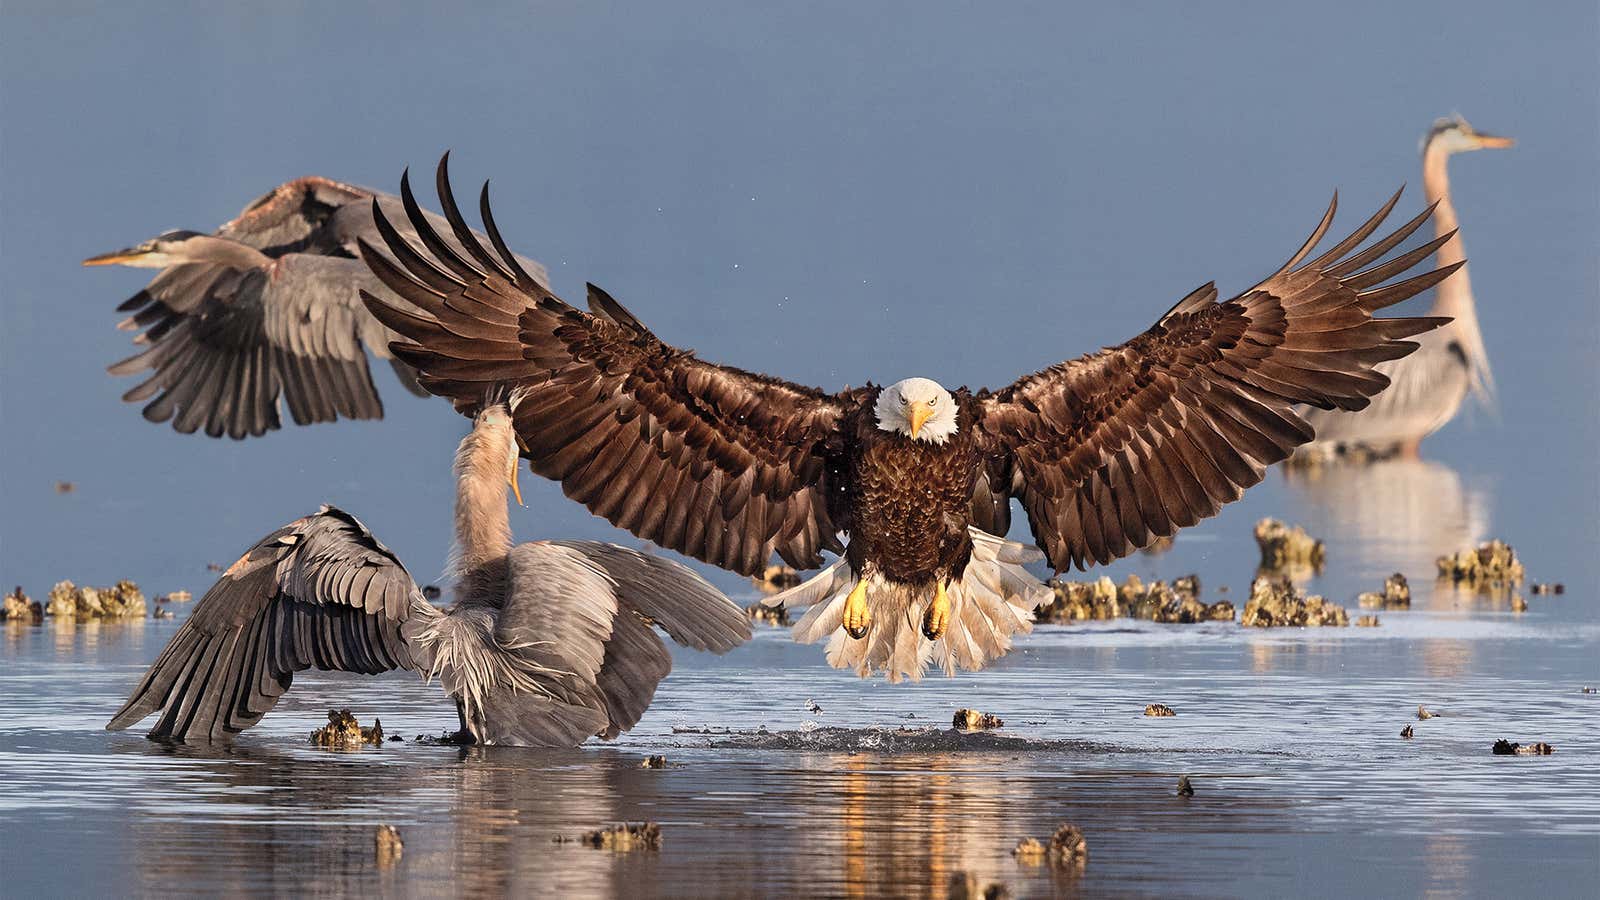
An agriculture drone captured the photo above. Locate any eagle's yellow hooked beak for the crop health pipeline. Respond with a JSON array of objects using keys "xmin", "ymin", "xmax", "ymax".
[
  {"xmin": 509, "ymin": 460, "xmax": 524, "ymax": 507},
  {"xmin": 908, "ymin": 400, "xmax": 934, "ymax": 440}
]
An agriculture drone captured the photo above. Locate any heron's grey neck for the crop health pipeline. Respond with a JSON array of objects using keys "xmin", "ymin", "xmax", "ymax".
[
  {"xmin": 181, "ymin": 235, "xmax": 274, "ymax": 271},
  {"xmin": 1422, "ymin": 142, "xmax": 1469, "ymax": 314},
  {"xmin": 1422, "ymin": 139, "xmax": 1493, "ymax": 402},
  {"xmin": 450, "ymin": 420, "xmax": 515, "ymax": 583}
]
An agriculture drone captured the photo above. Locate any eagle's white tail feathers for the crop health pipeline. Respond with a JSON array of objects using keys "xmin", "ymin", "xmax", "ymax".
[{"xmin": 768, "ymin": 528, "xmax": 1051, "ymax": 682}]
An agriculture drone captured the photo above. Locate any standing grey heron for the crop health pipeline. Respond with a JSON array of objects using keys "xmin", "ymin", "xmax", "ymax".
[
  {"xmin": 86, "ymin": 166, "xmax": 549, "ymax": 439},
  {"xmin": 106, "ymin": 396, "xmax": 750, "ymax": 746},
  {"xmin": 1295, "ymin": 115, "xmax": 1513, "ymax": 460}
]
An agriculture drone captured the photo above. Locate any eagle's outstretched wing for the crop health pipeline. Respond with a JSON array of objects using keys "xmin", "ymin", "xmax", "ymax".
[
  {"xmin": 974, "ymin": 191, "xmax": 1457, "ymax": 571},
  {"xmin": 359, "ymin": 156, "xmax": 860, "ymax": 576}
]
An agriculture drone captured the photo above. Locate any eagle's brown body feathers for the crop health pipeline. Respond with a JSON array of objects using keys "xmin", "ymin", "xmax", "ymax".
[
  {"xmin": 360, "ymin": 158, "xmax": 1455, "ymax": 678},
  {"xmin": 835, "ymin": 393, "xmax": 982, "ymax": 585}
]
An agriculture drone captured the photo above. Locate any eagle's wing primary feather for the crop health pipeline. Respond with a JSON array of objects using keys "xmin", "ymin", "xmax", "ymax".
[
  {"xmin": 359, "ymin": 155, "xmax": 859, "ymax": 576},
  {"xmin": 974, "ymin": 190, "xmax": 1457, "ymax": 572},
  {"xmin": 105, "ymin": 506, "xmax": 429, "ymax": 744}
]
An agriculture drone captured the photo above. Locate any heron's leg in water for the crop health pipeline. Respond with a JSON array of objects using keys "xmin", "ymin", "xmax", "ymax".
[
  {"xmin": 843, "ymin": 576, "xmax": 872, "ymax": 639},
  {"xmin": 451, "ymin": 697, "xmax": 477, "ymax": 746},
  {"xmin": 922, "ymin": 580, "xmax": 950, "ymax": 641}
]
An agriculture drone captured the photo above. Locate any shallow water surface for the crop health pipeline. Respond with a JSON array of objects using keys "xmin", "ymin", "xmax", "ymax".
[{"xmin": 2, "ymin": 461, "xmax": 1596, "ymax": 898}]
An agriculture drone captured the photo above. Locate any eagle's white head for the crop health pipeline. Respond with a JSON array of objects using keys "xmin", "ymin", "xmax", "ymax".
[{"xmin": 875, "ymin": 377, "xmax": 958, "ymax": 445}]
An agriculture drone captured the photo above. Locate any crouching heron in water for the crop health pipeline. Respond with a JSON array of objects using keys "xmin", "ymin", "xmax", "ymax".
[
  {"xmin": 85, "ymin": 164, "xmax": 549, "ymax": 439},
  {"xmin": 107, "ymin": 396, "xmax": 750, "ymax": 746},
  {"xmin": 1295, "ymin": 115, "xmax": 1513, "ymax": 460}
]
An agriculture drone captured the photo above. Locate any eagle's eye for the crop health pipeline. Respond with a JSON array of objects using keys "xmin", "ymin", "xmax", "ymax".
[{"xmin": 927, "ymin": 395, "xmax": 938, "ymax": 405}]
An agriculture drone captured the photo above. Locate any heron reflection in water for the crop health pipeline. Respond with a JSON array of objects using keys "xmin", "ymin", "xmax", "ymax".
[
  {"xmin": 108, "ymin": 394, "xmax": 749, "ymax": 746},
  {"xmin": 1282, "ymin": 456, "xmax": 1489, "ymax": 588},
  {"xmin": 1296, "ymin": 115, "xmax": 1513, "ymax": 460}
]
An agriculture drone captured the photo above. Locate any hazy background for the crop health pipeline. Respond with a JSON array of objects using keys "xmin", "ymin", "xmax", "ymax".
[{"xmin": 2, "ymin": 1, "xmax": 1595, "ymax": 597}]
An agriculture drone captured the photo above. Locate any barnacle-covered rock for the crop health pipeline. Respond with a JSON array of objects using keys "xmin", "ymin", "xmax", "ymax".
[
  {"xmin": 45, "ymin": 580, "xmax": 147, "ymax": 620},
  {"xmin": 1436, "ymin": 540, "xmax": 1525, "ymax": 593},
  {"xmin": 1048, "ymin": 823, "xmax": 1088, "ymax": 868},
  {"xmin": 746, "ymin": 601, "xmax": 791, "ymax": 626},
  {"xmin": 953, "ymin": 708, "xmax": 1004, "ymax": 731},
  {"xmin": 1492, "ymin": 740, "xmax": 1554, "ymax": 756},
  {"xmin": 1254, "ymin": 518, "xmax": 1326, "ymax": 575},
  {"xmin": 1012, "ymin": 838, "xmax": 1047, "ymax": 864},
  {"xmin": 1038, "ymin": 573, "xmax": 1232, "ymax": 624},
  {"xmin": 2, "ymin": 587, "xmax": 42, "ymax": 623},
  {"xmin": 578, "ymin": 822, "xmax": 661, "ymax": 851},
  {"xmin": 310, "ymin": 709, "xmax": 384, "ymax": 749},
  {"xmin": 751, "ymin": 564, "xmax": 802, "ymax": 594},
  {"xmin": 1358, "ymin": 573, "xmax": 1411, "ymax": 609},
  {"xmin": 1240, "ymin": 575, "xmax": 1348, "ymax": 627},
  {"xmin": 1144, "ymin": 703, "xmax": 1176, "ymax": 717}
]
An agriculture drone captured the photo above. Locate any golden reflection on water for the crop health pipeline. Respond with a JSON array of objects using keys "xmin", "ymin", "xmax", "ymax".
[
  {"xmin": 1421, "ymin": 833, "xmax": 1470, "ymax": 900},
  {"xmin": 1419, "ymin": 639, "xmax": 1473, "ymax": 681}
]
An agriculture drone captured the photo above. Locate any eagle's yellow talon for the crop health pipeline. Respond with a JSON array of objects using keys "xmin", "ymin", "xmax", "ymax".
[
  {"xmin": 843, "ymin": 576, "xmax": 871, "ymax": 639},
  {"xmin": 922, "ymin": 580, "xmax": 950, "ymax": 640}
]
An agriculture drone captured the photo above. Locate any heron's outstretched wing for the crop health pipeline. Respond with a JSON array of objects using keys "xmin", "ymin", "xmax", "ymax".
[
  {"xmin": 360, "ymin": 156, "xmax": 863, "ymax": 576},
  {"xmin": 975, "ymin": 191, "xmax": 1457, "ymax": 571},
  {"xmin": 490, "ymin": 543, "xmax": 631, "ymax": 744},
  {"xmin": 108, "ymin": 254, "xmax": 408, "ymax": 438},
  {"xmin": 550, "ymin": 541, "xmax": 752, "ymax": 653},
  {"xmin": 106, "ymin": 507, "xmax": 430, "ymax": 743},
  {"xmin": 494, "ymin": 541, "xmax": 747, "ymax": 742}
]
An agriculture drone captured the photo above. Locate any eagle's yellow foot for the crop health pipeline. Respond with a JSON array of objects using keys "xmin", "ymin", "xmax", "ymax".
[
  {"xmin": 843, "ymin": 577, "xmax": 872, "ymax": 639},
  {"xmin": 922, "ymin": 581, "xmax": 950, "ymax": 640}
]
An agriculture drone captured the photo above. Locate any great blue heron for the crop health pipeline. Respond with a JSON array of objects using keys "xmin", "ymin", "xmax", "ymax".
[
  {"xmin": 106, "ymin": 397, "xmax": 750, "ymax": 745},
  {"xmin": 1295, "ymin": 115, "xmax": 1513, "ymax": 460},
  {"xmin": 86, "ymin": 167, "xmax": 549, "ymax": 439}
]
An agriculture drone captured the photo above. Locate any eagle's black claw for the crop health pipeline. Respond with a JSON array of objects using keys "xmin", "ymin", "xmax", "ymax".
[{"xmin": 845, "ymin": 622, "xmax": 870, "ymax": 640}]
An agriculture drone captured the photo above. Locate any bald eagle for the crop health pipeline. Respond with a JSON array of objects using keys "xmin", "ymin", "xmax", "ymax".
[{"xmin": 360, "ymin": 158, "xmax": 1455, "ymax": 681}]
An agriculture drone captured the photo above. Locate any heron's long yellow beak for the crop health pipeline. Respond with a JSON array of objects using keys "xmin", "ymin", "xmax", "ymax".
[
  {"xmin": 1474, "ymin": 132, "xmax": 1515, "ymax": 149},
  {"xmin": 908, "ymin": 401, "xmax": 934, "ymax": 439},
  {"xmin": 81, "ymin": 249, "xmax": 147, "ymax": 267},
  {"xmin": 509, "ymin": 462, "xmax": 524, "ymax": 507}
]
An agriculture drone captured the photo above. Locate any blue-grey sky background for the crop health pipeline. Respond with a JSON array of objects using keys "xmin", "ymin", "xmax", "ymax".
[{"xmin": 2, "ymin": 1, "xmax": 1595, "ymax": 597}]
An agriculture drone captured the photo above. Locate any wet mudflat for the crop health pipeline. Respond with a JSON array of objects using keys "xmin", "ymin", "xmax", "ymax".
[{"xmin": 2, "ymin": 464, "xmax": 1597, "ymax": 898}]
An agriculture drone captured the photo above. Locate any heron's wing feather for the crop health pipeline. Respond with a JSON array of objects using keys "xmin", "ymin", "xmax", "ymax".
[
  {"xmin": 549, "ymin": 541, "xmax": 751, "ymax": 653},
  {"xmin": 591, "ymin": 610, "xmax": 672, "ymax": 739},
  {"xmin": 975, "ymin": 191, "xmax": 1457, "ymax": 571},
  {"xmin": 105, "ymin": 506, "xmax": 428, "ymax": 743},
  {"xmin": 500, "ymin": 541, "xmax": 737, "ymax": 740},
  {"xmin": 108, "ymin": 253, "xmax": 404, "ymax": 438},
  {"xmin": 218, "ymin": 176, "xmax": 373, "ymax": 252},
  {"xmin": 360, "ymin": 157, "xmax": 860, "ymax": 576},
  {"xmin": 499, "ymin": 542, "xmax": 619, "ymax": 684}
]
